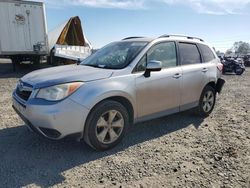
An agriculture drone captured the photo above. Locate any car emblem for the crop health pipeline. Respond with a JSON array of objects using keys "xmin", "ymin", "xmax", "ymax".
[
  {"xmin": 19, "ymin": 82, "xmax": 24, "ymax": 91},
  {"xmin": 18, "ymin": 81, "xmax": 33, "ymax": 92}
]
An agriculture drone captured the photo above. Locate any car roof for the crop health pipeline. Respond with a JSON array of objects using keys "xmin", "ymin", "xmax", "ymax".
[{"xmin": 122, "ymin": 35, "xmax": 208, "ymax": 46}]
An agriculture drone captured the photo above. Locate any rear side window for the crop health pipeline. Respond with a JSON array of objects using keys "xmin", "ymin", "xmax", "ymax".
[
  {"xmin": 179, "ymin": 43, "xmax": 201, "ymax": 65},
  {"xmin": 199, "ymin": 44, "xmax": 216, "ymax": 62}
]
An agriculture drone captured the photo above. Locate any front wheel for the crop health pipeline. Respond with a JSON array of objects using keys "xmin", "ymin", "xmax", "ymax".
[
  {"xmin": 196, "ymin": 86, "xmax": 216, "ymax": 117},
  {"xmin": 84, "ymin": 100, "xmax": 129, "ymax": 151}
]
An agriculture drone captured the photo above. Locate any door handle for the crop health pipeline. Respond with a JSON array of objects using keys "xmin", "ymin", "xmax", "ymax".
[
  {"xmin": 202, "ymin": 68, "xmax": 208, "ymax": 73},
  {"xmin": 173, "ymin": 73, "xmax": 182, "ymax": 79}
]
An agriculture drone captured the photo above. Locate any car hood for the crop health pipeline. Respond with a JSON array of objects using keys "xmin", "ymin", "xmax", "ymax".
[{"xmin": 21, "ymin": 65, "xmax": 113, "ymax": 89}]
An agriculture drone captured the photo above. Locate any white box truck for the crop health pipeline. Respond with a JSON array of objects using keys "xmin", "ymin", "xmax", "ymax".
[{"xmin": 0, "ymin": 0, "xmax": 48, "ymax": 68}]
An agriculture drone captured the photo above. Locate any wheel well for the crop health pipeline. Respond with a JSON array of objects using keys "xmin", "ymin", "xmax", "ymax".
[
  {"xmin": 206, "ymin": 81, "xmax": 216, "ymax": 89},
  {"xmin": 107, "ymin": 96, "xmax": 134, "ymax": 124},
  {"xmin": 92, "ymin": 96, "xmax": 134, "ymax": 124},
  {"xmin": 199, "ymin": 82, "xmax": 216, "ymax": 97}
]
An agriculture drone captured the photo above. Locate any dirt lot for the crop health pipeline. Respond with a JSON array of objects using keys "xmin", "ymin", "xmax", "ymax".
[{"xmin": 0, "ymin": 59, "xmax": 249, "ymax": 188}]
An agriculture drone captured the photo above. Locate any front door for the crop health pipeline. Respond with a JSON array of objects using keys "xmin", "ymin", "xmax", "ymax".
[{"xmin": 135, "ymin": 42, "xmax": 182, "ymax": 119}]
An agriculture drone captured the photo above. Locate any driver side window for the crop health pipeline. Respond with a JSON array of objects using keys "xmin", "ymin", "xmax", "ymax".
[{"xmin": 134, "ymin": 42, "xmax": 177, "ymax": 72}]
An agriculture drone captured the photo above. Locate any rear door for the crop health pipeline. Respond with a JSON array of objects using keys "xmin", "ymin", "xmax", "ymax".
[
  {"xmin": 3, "ymin": 2, "xmax": 31, "ymax": 52},
  {"xmin": 0, "ymin": 2, "xmax": 46, "ymax": 53},
  {"xmin": 178, "ymin": 42, "xmax": 206, "ymax": 110},
  {"xmin": 198, "ymin": 44, "xmax": 218, "ymax": 81},
  {"xmin": 0, "ymin": 2, "xmax": 27, "ymax": 52}
]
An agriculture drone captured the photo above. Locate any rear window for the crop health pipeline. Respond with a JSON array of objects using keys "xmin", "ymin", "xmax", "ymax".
[
  {"xmin": 179, "ymin": 43, "xmax": 201, "ymax": 65},
  {"xmin": 199, "ymin": 44, "xmax": 216, "ymax": 62}
]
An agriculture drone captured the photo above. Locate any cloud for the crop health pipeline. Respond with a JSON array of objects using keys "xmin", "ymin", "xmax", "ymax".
[
  {"xmin": 162, "ymin": 0, "xmax": 250, "ymax": 14},
  {"xmin": 44, "ymin": 0, "xmax": 145, "ymax": 10},
  {"xmin": 43, "ymin": 0, "xmax": 250, "ymax": 14}
]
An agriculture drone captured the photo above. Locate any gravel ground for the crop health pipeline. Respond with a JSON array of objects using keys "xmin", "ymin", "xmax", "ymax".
[{"xmin": 0, "ymin": 59, "xmax": 249, "ymax": 188}]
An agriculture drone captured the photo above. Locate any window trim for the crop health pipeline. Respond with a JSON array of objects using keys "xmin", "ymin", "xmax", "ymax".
[
  {"xmin": 176, "ymin": 41, "xmax": 202, "ymax": 66},
  {"xmin": 132, "ymin": 41, "xmax": 178, "ymax": 73}
]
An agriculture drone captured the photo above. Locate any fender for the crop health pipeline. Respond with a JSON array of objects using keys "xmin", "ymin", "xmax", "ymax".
[{"xmin": 69, "ymin": 75, "xmax": 137, "ymax": 117}]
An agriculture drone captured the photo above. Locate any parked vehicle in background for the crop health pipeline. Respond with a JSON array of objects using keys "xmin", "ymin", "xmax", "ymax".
[
  {"xmin": 48, "ymin": 16, "xmax": 92, "ymax": 66},
  {"xmin": 12, "ymin": 35, "xmax": 225, "ymax": 150},
  {"xmin": 222, "ymin": 57, "xmax": 245, "ymax": 75},
  {"xmin": 0, "ymin": 2, "xmax": 92, "ymax": 70},
  {"xmin": 0, "ymin": 0, "xmax": 48, "ymax": 69},
  {"xmin": 243, "ymin": 55, "xmax": 250, "ymax": 66}
]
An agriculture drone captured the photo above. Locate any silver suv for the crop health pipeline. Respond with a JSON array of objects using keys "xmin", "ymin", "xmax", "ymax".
[{"xmin": 13, "ymin": 35, "xmax": 225, "ymax": 150}]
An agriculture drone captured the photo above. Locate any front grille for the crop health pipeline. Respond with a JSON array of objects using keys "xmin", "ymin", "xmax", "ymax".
[{"xmin": 16, "ymin": 82, "xmax": 33, "ymax": 101}]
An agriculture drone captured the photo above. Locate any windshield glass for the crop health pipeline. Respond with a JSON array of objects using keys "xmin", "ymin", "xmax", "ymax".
[{"xmin": 81, "ymin": 41, "xmax": 148, "ymax": 69}]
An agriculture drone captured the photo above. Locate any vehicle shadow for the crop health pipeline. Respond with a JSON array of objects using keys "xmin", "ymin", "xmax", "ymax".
[{"xmin": 0, "ymin": 111, "xmax": 204, "ymax": 187}]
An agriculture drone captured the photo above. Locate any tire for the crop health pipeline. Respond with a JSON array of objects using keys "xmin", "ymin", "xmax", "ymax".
[
  {"xmin": 46, "ymin": 55, "xmax": 51, "ymax": 65},
  {"xmin": 11, "ymin": 57, "xmax": 20, "ymax": 71},
  {"xmin": 196, "ymin": 86, "xmax": 216, "ymax": 117},
  {"xmin": 235, "ymin": 68, "xmax": 244, "ymax": 75},
  {"xmin": 222, "ymin": 68, "xmax": 226, "ymax": 74},
  {"xmin": 33, "ymin": 56, "xmax": 40, "ymax": 69},
  {"xmin": 84, "ymin": 100, "xmax": 129, "ymax": 151}
]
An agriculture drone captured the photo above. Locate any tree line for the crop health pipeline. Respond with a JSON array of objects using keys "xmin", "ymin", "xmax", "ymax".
[{"xmin": 225, "ymin": 41, "xmax": 250, "ymax": 55}]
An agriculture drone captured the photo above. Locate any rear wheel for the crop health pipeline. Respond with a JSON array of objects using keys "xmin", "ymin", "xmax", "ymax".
[
  {"xmin": 196, "ymin": 86, "xmax": 216, "ymax": 117},
  {"xmin": 222, "ymin": 68, "xmax": 226, "ymax": 74},
  {"xmin": 235, "ymin": 68, "xmax": 244, "ymax": 75},
  {"xmin": 84, "ymin": 100, "xmax": 129, "ymax": 151}
]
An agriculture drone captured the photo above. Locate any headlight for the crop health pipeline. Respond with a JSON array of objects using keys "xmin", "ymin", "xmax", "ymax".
[{"xmin": 36, "ymin": 82, "xmax": 83, "ymax": 101}]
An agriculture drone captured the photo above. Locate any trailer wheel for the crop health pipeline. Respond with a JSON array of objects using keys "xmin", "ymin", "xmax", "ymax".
[
  {"xmin": 11, "ymin": 57, "xmax": 21, "ymax": 72},
  {"xmin": 33, "ymin": 56, "xmax": 41, "ymax": 69}
]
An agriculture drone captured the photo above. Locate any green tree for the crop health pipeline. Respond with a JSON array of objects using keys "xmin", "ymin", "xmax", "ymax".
[
  {"xmin": 225, "ymin": 49, "xmax": 233, "ymax": 55},
  {"xmin": 233, "ymin": 41, "xmax": 250, "ymax": 55}
]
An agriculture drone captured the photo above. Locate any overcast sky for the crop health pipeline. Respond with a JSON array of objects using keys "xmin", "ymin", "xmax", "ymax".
[{"xmin": 42, "ymin": 0, "xmax": 250, "ymax": 52}]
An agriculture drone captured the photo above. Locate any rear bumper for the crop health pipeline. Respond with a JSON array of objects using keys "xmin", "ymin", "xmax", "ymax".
[
  {"xmin": 216, "ymin": 78, "xmax": 225, "ymax": 93},
  {"xmin": 12, "ymin": 93, "xmax": 90, "ymax": 140}
]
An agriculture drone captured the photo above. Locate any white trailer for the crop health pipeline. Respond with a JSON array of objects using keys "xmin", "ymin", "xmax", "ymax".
[{"xmin": 0, "ymin": 0, "xmax": 48, "ymax": 68}]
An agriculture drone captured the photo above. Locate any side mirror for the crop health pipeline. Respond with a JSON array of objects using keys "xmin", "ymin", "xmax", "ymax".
[{"xmin": 144, "ymin": 60, "xmax": 162, "ymax": 78}]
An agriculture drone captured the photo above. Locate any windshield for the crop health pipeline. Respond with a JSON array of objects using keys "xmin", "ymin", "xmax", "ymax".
[{"xmin": 81, "ymin": 41, "xmax": 148, "ymax": 69}]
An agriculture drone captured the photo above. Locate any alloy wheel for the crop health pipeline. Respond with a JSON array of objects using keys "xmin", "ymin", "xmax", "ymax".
[
  {"xmin": 202, "ymin": 91, "xmax": 215, "ymax": 113},
  {"xmin": 96, "ymin": 110, "xmax": 124, "ymax": 144}
]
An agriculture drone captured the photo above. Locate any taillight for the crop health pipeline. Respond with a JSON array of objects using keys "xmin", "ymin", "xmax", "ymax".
[{"xmin": 217, "ymin": 62, "xmax": 223, "ymax": 72}]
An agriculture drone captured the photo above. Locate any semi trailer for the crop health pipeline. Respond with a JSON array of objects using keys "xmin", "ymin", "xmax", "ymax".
[{"xmin": 0, "ymin": 0, "xmax": 48, "ymax": 70}]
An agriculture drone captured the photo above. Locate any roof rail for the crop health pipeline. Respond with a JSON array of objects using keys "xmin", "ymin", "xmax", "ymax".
[
  {"xmin": 122, "ymin": 36, "xmax": 145, "ymax": 40},
  {"xmin": 159, "ymin": 34, "xmax": 204, "ymax": 42}
]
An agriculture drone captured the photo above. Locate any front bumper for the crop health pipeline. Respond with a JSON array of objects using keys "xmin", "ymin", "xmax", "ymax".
[{"xmin": 12, "ymin": 92, "xmax": 90, "ymax": 140}]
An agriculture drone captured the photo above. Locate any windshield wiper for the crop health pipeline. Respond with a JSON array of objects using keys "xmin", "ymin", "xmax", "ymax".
[
  {"xmin": 81, "ymin": 64, "xmax": 117, "ymax": 69},
  {"xmin": 82, "ymin": 64, "xmax": 101, "ymax": 68}
]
